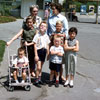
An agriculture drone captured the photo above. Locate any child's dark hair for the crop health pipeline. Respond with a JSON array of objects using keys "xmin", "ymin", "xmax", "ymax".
[{"xmin": 69, "ymin": 27, "xmax": 78, "ymax": 35}]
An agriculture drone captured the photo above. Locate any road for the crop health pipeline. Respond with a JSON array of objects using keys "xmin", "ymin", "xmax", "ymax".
[{"xmin": 0, "ymin": 19, "xmax": 100, "ymax": 100}]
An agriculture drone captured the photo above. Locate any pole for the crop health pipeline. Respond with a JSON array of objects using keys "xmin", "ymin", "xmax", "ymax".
[
  {"xmin": 65, "ymin": 0, "xmax": 69, "ymax": 19},
  {"xmin": 96, "ymin": 0, "xmax": 99, "ymax": 24}
]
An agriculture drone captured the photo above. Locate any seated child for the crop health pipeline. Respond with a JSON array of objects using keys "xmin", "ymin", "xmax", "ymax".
[
  {"xmin": 49, "ymin": 37, "xmax": 64, "ymax": 87},
  {"xmin": 13, "ymin": 47, "xmax": 29, "ymax": 83}
]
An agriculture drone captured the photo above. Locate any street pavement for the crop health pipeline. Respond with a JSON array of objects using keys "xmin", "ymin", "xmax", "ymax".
[{"xmin": 0, "ymin": 19, "xmax": 100, "ymax": 100}]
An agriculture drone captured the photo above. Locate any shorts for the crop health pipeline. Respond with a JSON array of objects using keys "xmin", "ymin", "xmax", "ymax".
[
  {"xmin": 37, "ymin": 48, "xmax": 47, "ymax": 62},
  {"xmin": 49, "ymin": 62, "xmax": 62, "ymax": 72}
]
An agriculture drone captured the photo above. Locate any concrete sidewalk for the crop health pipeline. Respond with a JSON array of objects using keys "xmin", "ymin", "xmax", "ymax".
[{"xmin": 76, "ymin": 12, "xmax": 100, "ymax": 23}]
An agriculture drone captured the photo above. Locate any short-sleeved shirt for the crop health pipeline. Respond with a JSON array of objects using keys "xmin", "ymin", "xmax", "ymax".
[
  {"xmin": 22, "ymin": 27, "xmax": 36, "ymax": 43},
  {"xmin": 33, "ymin": 32, "xmax": 50, "ymax": 50},
  {"xmin": 50, "ymin": 45, "xmax": 64, "ymax": 64},
  {"xmin": 13, "ymin": 56, "xmax": 29, "ymax": 67}
]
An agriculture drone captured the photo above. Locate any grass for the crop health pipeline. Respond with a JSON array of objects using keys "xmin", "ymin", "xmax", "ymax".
[
  {"xmin": 0, "ymin": 40, "xmax": 6, "ymax": 63},
  {"xmin": 0, "ymin": 16, "xmax": 16, "ymax": 23}
]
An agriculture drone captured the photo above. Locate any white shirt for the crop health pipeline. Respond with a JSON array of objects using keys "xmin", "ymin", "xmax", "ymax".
[
  {"xmin": 13, "ymin": 56, "xmax": 29, "ymax": 65},
  {"xmin": 50, "ymin": 45, "xmax": 64, "ymax": 64},
  {"xmin": 33, "ymin": 32, "xmax": 50, "ymax": 50}
]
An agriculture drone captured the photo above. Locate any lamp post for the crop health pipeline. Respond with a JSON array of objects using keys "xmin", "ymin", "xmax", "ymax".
[{"xmin": 96, "ymin": 0, "xmax": 99, "ymax": 24}]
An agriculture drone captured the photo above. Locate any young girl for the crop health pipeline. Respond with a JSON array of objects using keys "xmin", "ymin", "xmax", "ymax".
[
  {"xmin": 64, "ymin": 27, "xmax": 79, "ymax": 88},
  {"xmin": 33, "ymin": 21, "xmax": 50, "ymax": 87},
  {"xmin": 13, "ymin": 47, "xmax": 29, "ymax": 83},
  {"xmin": 49, "ymin": 37, "xmax": 64, "ymax": 87},
  {"xmin": 7, "ymin": 16, "xmax": 37, "ymax": 77}
]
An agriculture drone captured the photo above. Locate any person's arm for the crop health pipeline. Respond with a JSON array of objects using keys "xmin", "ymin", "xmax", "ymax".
[
  {"xmin": 24, "ymin": 41, "xmax": 34, "ymax": 46},
  {"xmin": 56, "ymin": 52, "xmax": 63, "ymax": 56},
  {"xmin": 7, "ymin": 29, "xmax": 23, "ymax": 46},
  {"xmin": 62, "ymin": 16, "xmax": 69, "ymax": 39},
  {"xmin": 50, "ymin": 47, "xmax": 58, "ymax": 55},
  {"xmin": 64, "ymin": 40, "xmax": 75, "ymax": 51},
  {"xmin": 23, "ymin": 57, "xmax": 29, "ymax": 67},
  {"xmin": 34, "ymin": 43, "xmax": 39, "ymax": 62},
  {"xmin": 72, "ymin": 40, "xmax": 79, "ymax": 52}
]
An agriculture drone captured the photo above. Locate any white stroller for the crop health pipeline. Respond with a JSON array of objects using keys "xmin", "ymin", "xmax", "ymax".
[{"xmin": 7, "ymin": 46, "xmax": 31, "ymax": 91}]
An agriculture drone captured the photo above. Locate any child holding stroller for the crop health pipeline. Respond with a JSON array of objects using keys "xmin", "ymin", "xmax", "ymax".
[{"xmin": 13, "ymin": 47, "xmax": 29, "ymax": 83}]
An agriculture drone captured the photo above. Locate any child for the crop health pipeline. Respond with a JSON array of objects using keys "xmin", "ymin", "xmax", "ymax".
[
  {"xmin": 33, "ymin": 21, "xmax": 50, "ymax": 87},
  {"xmin": 64, "ymin": 27, "xmax": 79, "ymax": 88},
  {"xmin": 50, "ymin": 20, "xmax": 66, "ymax": 47},
  {"xmin": 13, "ymin": 47, "xmax": 29, "ymax": 83},
  {"xmin": 49, "ymin": 37, "xmax": 64, "ymax": 87},
  {"xmin": 7, "ymin": 16, "xmax": 37, "ymax": 78},
  {"xmin": 50, "ymin": 20, "xmax": 66, "ymax": 83}
]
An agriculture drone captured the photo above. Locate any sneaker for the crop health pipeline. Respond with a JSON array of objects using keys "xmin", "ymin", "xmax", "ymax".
[
  {"xmin": 15, "ymin": 80, "xmax": 19, "ymax": 84},
  {"xmin": 64, "ymin": 80, "xmax": 69, "ymax": 87},
  {"xmin": 48, "ymin": 81, "xmax": 53, "ymax": 87},
  {"xmin": 39, "ymin": 80, "xmax": 45, "ymax": 85},
  {"xmin": 69, "ymin": 80, "xmax": 74, "ymax": 88},
  {"xmin": 34, "ymin": 82, "xmax": 41, "ymax": 88},
  {"xmin": 21, "ymin": 80, "xmax": 25, "ymax": 83},
  {"xmin": 55, "ymin": 82, "xmax": 59, "ymax": 88}
]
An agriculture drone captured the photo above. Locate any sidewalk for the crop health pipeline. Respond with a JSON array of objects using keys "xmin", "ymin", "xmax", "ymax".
[{"xmin": 76, "ymin": 12, "xmax": 100, "ymax": 23}]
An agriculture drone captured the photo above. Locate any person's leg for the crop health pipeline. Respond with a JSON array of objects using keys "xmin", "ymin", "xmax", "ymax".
[
  {"xmin": 69, "ymin": 54, "xmax": 77, "ymax": 87},
  {"xmin": 64, "ymin": 52, "xmax": 70, "ymax": 87},
  {"xmin": 49, "ymin": 70, "xmax": 55, "ymax": 87},
  {"xmin": 13, "ymin": 70, "xmax": 19, "ymax": 83},
  {"xmin": 38, "ymin": 61, "xmax": 45, "ymax": 84},
  {"xmin": 13, "ymin": 71, "xmax": 17, "ymax": 80},
  {"xmin": 22, "ymin": 70, "xmax": 26, "ymax": 83},
  {"xmin": 59, "ymin": 65, "xmax": 66, "ymax": 82},
  {"xmin": 55, "ymin": 71, "xmax": 59, "ymax": 87}
]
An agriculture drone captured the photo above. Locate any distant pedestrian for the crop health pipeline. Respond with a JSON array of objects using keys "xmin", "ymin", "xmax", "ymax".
[{"xmin": 64, "ymin": 27, "xmax": 79, "ymax": 88}]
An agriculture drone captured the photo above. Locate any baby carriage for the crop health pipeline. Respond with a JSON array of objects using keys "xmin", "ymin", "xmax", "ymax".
[{"xmin": 7, "ymin": 46, "xmax": 31, "ymax": 91}]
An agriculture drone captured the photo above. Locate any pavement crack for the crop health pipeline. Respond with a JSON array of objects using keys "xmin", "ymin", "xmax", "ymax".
[
  {"xmin": 76, "ymin": 71, "xmax": 93, "ymax": 79},
  {"xmin": 35, "ymin": 86, "xmax": 48, "ymax": 100},
  {"xmin": 78, "ymin": 54, "xmax": 100, "ymax": 64}
]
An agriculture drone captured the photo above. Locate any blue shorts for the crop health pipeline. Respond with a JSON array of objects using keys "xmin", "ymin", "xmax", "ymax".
[
  {"xmin": 37, "ymin": 48, "xmax": 47, "ymax": 62},
  {"xmin": 49, "ymin": 62, "xmax": 61, "ymax": 72}
]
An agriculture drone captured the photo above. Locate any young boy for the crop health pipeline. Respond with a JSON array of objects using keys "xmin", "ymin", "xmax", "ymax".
[
  {"xmin": 13, "ymin": 47, "xmax": 29, "ymax": 83},
  {"xmin": 50, "ymin": 20, "xmax": 66, "ymax": 83},
  {"xmin": 49, "ymin": 37, "xmax": 64, "ymax": 87},
  {"xmin": 64, "ymin": 27, "xmax": 79, "ymax": 88},
  {"xmin": 33, "ymin": 21, "xmax": 50, "ymax": 87}
]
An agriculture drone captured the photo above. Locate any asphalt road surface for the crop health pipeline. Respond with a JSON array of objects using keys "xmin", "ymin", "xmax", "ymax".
[{"xmin": 0, "ymin": 19, "xmax": 100, "ymax": 100}]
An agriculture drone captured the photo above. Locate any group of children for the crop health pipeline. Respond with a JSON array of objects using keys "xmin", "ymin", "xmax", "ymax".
[{"xmin": 10, "ymin": 16, "xmax": 79, "ymax": 88}]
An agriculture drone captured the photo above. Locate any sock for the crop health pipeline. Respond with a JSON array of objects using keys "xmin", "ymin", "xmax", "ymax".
[{"xmin": 38, "ymin": 76, "xmax": 41, "ymax": 82}]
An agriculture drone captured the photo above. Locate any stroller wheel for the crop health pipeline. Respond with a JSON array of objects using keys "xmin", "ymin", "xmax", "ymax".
[
  {"xmin": 24, "ymin": 85, "xmax": 31, "ymax": 91},
  {"xmin": 8, "ymin": 86, "xmax": 14, "ymax": 92}
]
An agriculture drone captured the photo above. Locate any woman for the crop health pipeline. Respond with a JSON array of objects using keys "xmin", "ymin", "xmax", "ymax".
[
  {"xmin": 23, "ymin": 5, "xmax": 42, "ymax": 29},
  {"xmin": 47, "ymin": 3, "xmax": 69, "ymax": 39}
]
